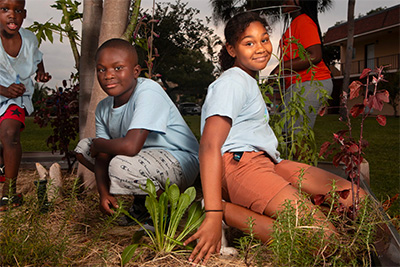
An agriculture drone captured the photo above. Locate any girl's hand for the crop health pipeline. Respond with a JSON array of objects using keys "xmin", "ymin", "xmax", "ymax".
[
  {"xmin": 184, "ymin": 213, "xmax": 223, "ymax": 265},
  {"xmin": 99, "ymin": 193, "xmax": 118, "ymax": 215},
  {"xmin": 1, "ymin": 83, "xmax": 26, "ymax": 98}
]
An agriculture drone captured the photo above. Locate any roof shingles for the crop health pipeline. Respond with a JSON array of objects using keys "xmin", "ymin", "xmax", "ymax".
[{"xmin": 324, "ymin": 4, "xmax": 399, "ymax": 44}]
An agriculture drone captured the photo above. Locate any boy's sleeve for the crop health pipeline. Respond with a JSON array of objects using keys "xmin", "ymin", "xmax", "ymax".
[
  {"xmin": 128, "ymin": 90, "xmax": 169, "ymax": 134},
  {"xmin": 95, "ymin": 101, "xmax": 111, "ymax": 139}
]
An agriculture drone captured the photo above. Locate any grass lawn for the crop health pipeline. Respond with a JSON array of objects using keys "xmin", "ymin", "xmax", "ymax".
[
  {"xmin": 314, "ymin": 114, "xmax": 400, "ymax": 216},
  {"xmin": 21, "ymin": 116, "xmax": 79, "ymax": 152},
  {"xmin": 21, "ymin": 114, "xmax": 399, "ymax": 215}
]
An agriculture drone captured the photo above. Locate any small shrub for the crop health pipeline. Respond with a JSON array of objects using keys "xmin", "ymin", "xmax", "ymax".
[
  {"xmin": 320, "ymin": 66, "xmax": 390, "ymax": 213},
  {"xmin": 33, "ymin": 73, "xmax": 79, "ymax": 171},
  {"xmin": 235, "ymin": 217, "xmax": 267, "ymax": 267},
  {"xmin": 268, "ymin": 185, "xmax": 380, "ymax": 266}
]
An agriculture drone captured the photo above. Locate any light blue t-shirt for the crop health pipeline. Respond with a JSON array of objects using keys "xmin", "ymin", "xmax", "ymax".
[
  {"xmin": 201, "ymin": 67, "xmax": 281, "ymax": 163},
  {"xmin": 95, "ymin": 78, "xmax": 199, "ymax": 186},
  {"xmin": 0, "ymin": 28, "xmax": 43, "ymax": 116}
]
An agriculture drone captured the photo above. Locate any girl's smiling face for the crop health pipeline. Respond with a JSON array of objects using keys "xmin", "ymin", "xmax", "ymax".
[{"xmin": 226, "ymin": 21, "xmax": 272, "ymax": 78}]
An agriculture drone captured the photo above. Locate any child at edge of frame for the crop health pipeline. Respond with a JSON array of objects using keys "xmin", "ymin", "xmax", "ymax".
[
  {"xmin": 74, "ymin": 38, "xmax": 199, "ymax": 226},
  {"xmin": 0, "ymin": 0, "xmax": 51, "ymax": 212}
]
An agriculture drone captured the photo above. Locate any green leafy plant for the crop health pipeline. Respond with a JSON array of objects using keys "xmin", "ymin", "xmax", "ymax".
[
  {"xmin": 121, "ymin": 179, "xmax": 204, "ymax": 265},
  {"xmin": 27, "ymin": 0, "xmax": 82, "ymax": 68},
  {"xmin": 260, "ymin": 36, "xmax": 331, "ymax": 165},
  {"xmin": 33, "ymin": 73, "xmax": 79, "ymax": 171}
]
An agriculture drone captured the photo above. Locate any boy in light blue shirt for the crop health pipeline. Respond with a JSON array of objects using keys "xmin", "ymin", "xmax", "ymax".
[
  {"xmin": 75, "ymin": 38, "xmax": 199, "ymax": 222},
  {"xmin": 0, "ymin": 0, "xmax": 51, "ymax": 211}
]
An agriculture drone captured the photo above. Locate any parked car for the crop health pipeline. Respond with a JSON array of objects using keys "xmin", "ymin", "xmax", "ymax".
[{"xmin": 178, "ymin": 102, "xmax": 201, "ymax": 115}]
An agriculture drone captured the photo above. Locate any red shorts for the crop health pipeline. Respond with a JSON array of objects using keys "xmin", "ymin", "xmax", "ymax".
[
  {"xmin": 222, "ymin": 151, "xmax": 312, "ymax": 214},
  {"xmin": 0, "ymin": 105, "xmax": 26, "ymax": 130}
]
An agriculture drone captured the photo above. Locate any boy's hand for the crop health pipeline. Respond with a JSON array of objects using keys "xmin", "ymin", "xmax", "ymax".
[
  {"xmin": 36, "ymin": 71, "xmax": 52, "ymax": 83},
  {"xmin": 1, "ymin": 83, "xmax": 26, "ymax": 98},
  {"xmin": 99, "ymin": 194, "xmax": 118, "ymax": 215},
  {"xmin": 90, "ymin": 138, "xmax": 104, "ymax": 158}
]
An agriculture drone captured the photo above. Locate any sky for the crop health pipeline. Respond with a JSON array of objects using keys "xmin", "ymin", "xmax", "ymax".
[{"xmin": 23, "ymin": 0, "xmax": 399, "ymax": 88}]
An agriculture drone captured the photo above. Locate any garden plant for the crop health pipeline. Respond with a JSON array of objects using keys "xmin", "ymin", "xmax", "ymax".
[
  {"xmin": 260, "ymin": 36, "xmax": 331, "ymax": 166},
  {"xmin": 121, "ymin": 179, "xmax": 205, "ymax": 265},
  {"xmin": 33, "ymin": 73, "xmax": 79, "ymax": 172},
  {"xmin": 319, "ymin": 65, "xmax": 390, "ymax": 215}
]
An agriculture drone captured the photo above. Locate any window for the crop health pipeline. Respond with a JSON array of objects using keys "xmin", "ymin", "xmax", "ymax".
[{"xmin": 365, "ymin": 44, "xmax": 375, "ymax": 69}]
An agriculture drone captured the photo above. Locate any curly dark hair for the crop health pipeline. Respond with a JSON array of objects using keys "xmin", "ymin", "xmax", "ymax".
[{"xmin": 219, "ymin": 12, "xmax": 271, "ymax": 71}]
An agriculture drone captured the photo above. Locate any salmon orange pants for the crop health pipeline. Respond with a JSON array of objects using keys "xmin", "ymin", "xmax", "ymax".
[{"xmin": 221, "ymin": 151, "xmax": 350, "ymax": 214}]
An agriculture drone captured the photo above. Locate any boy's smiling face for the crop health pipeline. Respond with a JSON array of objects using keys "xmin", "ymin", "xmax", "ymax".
[
  {"xmin": 96, "ymin": 46, "xmax": 141, "ymax": 108},
  {"xmin": 0, "ymin": 0, "xmax": 26, "ymax": 38}
]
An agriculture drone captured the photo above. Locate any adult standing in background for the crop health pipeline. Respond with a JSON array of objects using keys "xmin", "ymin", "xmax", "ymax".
[{"xmin": 271, "ymin": 0, "xmax": 333, "ymax": 129}]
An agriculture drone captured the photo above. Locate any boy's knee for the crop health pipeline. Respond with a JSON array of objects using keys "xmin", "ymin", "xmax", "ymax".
[
  {"xmin": 74, "ymin": 138, "xmax": 93, "ymax": 158},
  {"xmin": 74, "ymin": 138, "xmax": 95, "ymax": 169},
  {"xmin": 0, "ymin": 127, "xmax": 20, "ymax": 145}
]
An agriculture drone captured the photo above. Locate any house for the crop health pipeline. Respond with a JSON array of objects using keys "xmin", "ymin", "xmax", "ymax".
[{"xmin": 324, "ymin": 4, "xmax": 400, "ymax": 116}]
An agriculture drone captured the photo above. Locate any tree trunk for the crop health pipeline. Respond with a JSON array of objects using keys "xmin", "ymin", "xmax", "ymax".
[
  {"xmin": 79, "ymin": 0, "xmax": 103, "ymax": 138},
  {"xmin": 340, "ymin": 0, "xmax": 356, "ymax": 118},
  {"xmin": 78, "ymin": 0, "xmax": 131, "ymax": 189}
]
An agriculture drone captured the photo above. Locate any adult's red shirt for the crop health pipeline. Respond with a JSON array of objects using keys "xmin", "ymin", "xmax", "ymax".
[{"xmin": 281, "ymin": 14, "xmax": 331, "ymax": 86}]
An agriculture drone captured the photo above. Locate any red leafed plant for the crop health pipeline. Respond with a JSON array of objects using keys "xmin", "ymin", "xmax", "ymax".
[{"xmin": 319, "ymin": 66, "xmax": 390, "ymax": 216}]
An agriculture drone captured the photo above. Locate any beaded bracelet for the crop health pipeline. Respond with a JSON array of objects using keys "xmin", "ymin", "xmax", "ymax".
[{"xmin": 204, "ymin": 209, "xmax": 223, "ymax": 212}]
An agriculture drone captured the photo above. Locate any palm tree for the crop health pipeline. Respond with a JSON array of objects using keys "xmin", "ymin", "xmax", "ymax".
[{"xmin": 210, "ymin": 0, "xmax": 332, "ymax": 23}]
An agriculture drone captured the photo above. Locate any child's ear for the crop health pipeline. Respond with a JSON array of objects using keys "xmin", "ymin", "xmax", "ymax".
[
  {"xmin": 133, "ymin": 64, "xmax": 141, "ymax": 78},
  {"xmin": 226, "ymin": 43, "xmax": 236, "ymax": 58},
  {"xmin": 23, "ymin": 9, "xmax": 27, "ymax": 19}
]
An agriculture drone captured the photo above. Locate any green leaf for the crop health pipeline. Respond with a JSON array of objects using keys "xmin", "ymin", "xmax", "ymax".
[
  {"xmin": 185, "ymin": 201, "xmax": 203, "ymax": 228},
  {"xmin": 156, "ymin": 192, "xmax": 168, "ymax": 244},
  {"xmin": 44, "ymin": 28, "xmax": 54, "ymax": 43},
  {"xmin": 140, "ymin": 179, "xmax": 157, "ymax": 197},
  {"xmin": 168, "ymin": 183, "xmax": 180, "ymax": 212},
  {"xmin": 121, "ymin": 244, "xmax": 139, "ymax": 265},
  {"xmin": 183, "ymin": 186, "xmax": 196, "ymax": 204},
  {"xmin": 176, "ymin": 202, "xmax": 205, "ymax": 242}
]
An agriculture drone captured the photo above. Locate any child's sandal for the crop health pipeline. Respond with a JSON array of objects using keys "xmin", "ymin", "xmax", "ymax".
[
  {"xmin": 0, "ymin": 193, "xmax": 24, "ymax": 212},
  {"xmin": 0, "ymin": 165, "xmax": 5, "ymax": 183}
]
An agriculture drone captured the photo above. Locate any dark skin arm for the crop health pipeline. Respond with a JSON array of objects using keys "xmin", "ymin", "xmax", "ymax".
[
  {"xmin": 0, "ymin": 83, "xmax": 25, "ymax": 98},
  {"xmin": 91, "ymin": 128, "xmax": 149, "ymax": 215},
  {"xmin": 90, "ymin": 129, "xmax": 149, "ymax": 158},
  {"xmin": 0, "ymin": 61, "xmax": 51, "ymax": 98},
  {"xmin": 271, "ymin": 44, "xmax": 323, "ymax": 75},
  {"xmin": 35, "ymin": 61, "xmax": 52, "ymax": 82},
  {"xmin": 94, "ymin": 152, "xmax": 117, "ymax": 214},
  {"xmin": 184, "ymin": 115, "xmax": 232, "ymax": 264}
]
